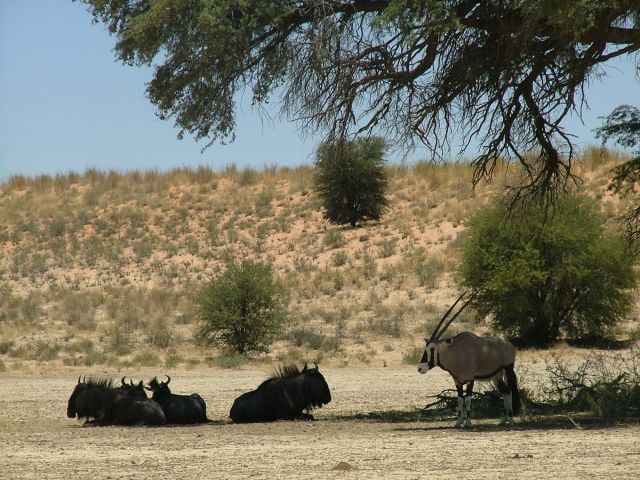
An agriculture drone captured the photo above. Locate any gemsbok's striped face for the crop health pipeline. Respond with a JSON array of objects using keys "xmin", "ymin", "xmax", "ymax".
[{"xmin": 417, "ymin": 341, "xmax": 437, "ymax": 374}]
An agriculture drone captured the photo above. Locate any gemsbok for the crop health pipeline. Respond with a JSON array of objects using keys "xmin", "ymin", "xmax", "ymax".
[{"xmin": 417, "ymin": 291, "xmax": 521, "ymax": 427}]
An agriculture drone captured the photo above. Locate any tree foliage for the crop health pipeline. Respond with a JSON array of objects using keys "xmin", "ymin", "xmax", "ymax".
[
  {"xmin": 596, "ymin": 104, "xmax": 640, "ymax": 243},
  {"xmin": 315, "ymin": 136, "xmax": 389, "ymax": 227},
  {"xmin": 460, "ymin": 195, "xmax": 639, "ymax": 347},
  {"xmin": 195, "ymin": 258, "xmax": 287, "ymax": 355},
  {"xmin": 82, "ymin": 0, "xmax": 640, "ymax": 202}
]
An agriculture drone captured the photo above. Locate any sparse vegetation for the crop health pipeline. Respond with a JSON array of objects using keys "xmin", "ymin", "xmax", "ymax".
[
  {"xmin": 425, "ymin": 348, "xmax": 640, "ymax": 420},
  {"xmin": 0, "ymin": 154, "xmax": 637, "ymax": 369}
]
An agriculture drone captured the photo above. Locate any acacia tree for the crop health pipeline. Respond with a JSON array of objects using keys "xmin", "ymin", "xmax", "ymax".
[
  {"xmin": 461, "ymin": 195, "xmax": 639, "ymax": 347},
  {"xmin": 315, "ymin": 136, "xmax": 389, "ymax": 227},
  {"xmin": 82, "ymin": 1, "xmax": 639, "ymax": 203},
  {"xmin": 195, "ymin": 258, "xmax": 287, "ymax": 355},
  {"xmin": 596, "ymin": 104, "xmax": 640, "ymax": 242}
]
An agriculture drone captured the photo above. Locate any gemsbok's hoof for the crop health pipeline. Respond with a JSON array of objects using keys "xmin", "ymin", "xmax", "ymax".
[{"xmin": 499, "ymin": 416, "xmax": 513, "ymax": 426}]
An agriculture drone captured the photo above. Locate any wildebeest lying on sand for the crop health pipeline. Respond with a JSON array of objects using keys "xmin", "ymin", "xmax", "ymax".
[
  {"xmin": 67, "ymin": 376, "xmax": 166, "ymax": 426},
  {"xmin": 146, "ymin": 375, "xmax": 209, "ymax": 424},
  {"xmin": 230, "ymin": 363, "xmax": 332, "ymax": 423}
]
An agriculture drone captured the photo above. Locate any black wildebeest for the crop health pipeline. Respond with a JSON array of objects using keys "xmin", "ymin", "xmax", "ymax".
[
  {"xmin": 67, "ymin": 376, "xmax": 166, "ymax": 426},
  {"xmin": 230, "ymin": 363, "xmax": 332, "ymax": 423},
  {"xmin": 145, "ymin": 375, "xmax": 209, "ymax": 424}
]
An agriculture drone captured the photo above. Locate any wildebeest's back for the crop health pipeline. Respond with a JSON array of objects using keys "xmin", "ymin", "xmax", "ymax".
[
  {"xmin": 230, "ymin": 377, "xmax": 303, "ymax": 423},
  {"xmin": 230, "ymin": 389, "xmax": 271, "ymax": 423},
  {"xmin": 112, "ymin": 398, "xmax": 166, "ymax": 426},
  {"xmin": 158, "ymin": 393, "xmax": 208, "ymax": 424}
]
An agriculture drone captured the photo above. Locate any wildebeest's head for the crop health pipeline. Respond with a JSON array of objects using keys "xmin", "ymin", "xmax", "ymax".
[
  {"xmin": 145, "ymin": 375, "xmax": 172, "ymax": 398},
  {"xmin": 66, "ymin": 376, "xmax": 117, "ymax": 420},
  {"xmin": 66, "ymin": 376, "xmax": 88, "ymax": 418},
  {"xmin": 302, "ymin": 363, "xmax": 332, "ymax": 408},
  {"xmin": 119, "ymin": 376, "xmax": 148, "ymax": 399}
]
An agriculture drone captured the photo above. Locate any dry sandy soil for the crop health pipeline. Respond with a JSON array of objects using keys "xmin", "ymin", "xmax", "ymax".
[{"xmin": 1, "ymin": 366, "xmax": 639, "ymax": 480}]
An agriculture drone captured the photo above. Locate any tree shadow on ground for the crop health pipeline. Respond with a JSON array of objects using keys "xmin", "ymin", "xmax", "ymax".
[
  {"xmin": 333, "ymin": 409, "xmax": 639, "ymax": 432},
  {"xmin": 510, "ymin": 336, "xmax": 634, "ymax": 350}
]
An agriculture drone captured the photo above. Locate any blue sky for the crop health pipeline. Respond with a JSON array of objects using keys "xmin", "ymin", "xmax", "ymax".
[{"xmin": 1, "ymin": 1, "xmax": 638, "ymax": 181}]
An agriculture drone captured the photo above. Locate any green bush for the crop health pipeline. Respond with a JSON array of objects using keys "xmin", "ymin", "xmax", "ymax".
[
  {"xmin": 206, "ymin": 353, "xmax": 247, "ymax": 369},
  {"xmin": 461, "ymin": 194, "xmax": 639, "ymax": 347},
  {"xmin": 195, "ymin": 258, "xmax": 287, "ymax": 355},
  {"xmin": 402, "ymin": 346, "xmax": 424, "ymax": 365},
  {"xmin": 314, "ymin": 137, "xmax": 389, "ymax": 227}
]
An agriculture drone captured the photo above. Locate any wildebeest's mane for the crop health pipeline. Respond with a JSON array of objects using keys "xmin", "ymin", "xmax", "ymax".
[
  {"xmin": 269, "ymin": 364, "xmax": 302, "ymax": 380},
  {"xmin": 261, "ymin": 364, "xmax": 326, "ymax": 411},
  {"xmin": 84, "ymin": 377, "xmax": 116, "ymax": 389}
]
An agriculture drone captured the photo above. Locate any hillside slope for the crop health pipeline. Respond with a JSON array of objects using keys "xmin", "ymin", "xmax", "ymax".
[{"xmin": 0, "ymin": 149, "xmax": 635, "ymax": 371}]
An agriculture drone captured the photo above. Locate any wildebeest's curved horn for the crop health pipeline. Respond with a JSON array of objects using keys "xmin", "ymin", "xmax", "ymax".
[
  {"xmin": 313, "ymin": 362, "xmax": 318, "ymax": 370},
  {"xmin": 302, "ymin": 362, "xmax": 308, "ymax": 372},
  {"xmin": 77, "ymin": 376, "xmax": 82, "ymax": 384},
  {"xmin": 164, "ymin": 375, "xmax": 171, "ymax": 385},
  {"xmin": 121, "ymin": 376, "xmax": 127, "ymax": 386}
]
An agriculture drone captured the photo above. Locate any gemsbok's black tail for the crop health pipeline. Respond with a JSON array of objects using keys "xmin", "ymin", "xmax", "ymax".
[{"xmin": 505, "ymin": 364, "xmax": 521, "ymax": 416}]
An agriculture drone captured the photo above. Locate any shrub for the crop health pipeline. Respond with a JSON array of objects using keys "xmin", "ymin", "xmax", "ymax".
[
  {"xmin": 332, "ymin": 250, "xmax": 349, "ymax": 267},
  {"xmin": 541, "ymin": 349, "xmax": 640, "ymax": 417},
  {"xmin": 461, "ymin": 194, "xmax": 639, "ymax": 347},
  {"xmin": 402, "ymin": 346, "xmax": 424, "ymax": 365},
  {"xmin": 145, "ymin": 318, "xmax": 175, "ymax": 348},
  {"xmin": 195, "ymin": 258, "xmax": 287, "ymax": 355},
  {"xmin": 314, "ymin": 136, "xmax": 389, "ymax": 227},
  {"xmin": 105, "ymin": 324, "xmax": 133, "ymax": 356},
  {"xmin": 206, "ymin": 353, "xmax": 247, "ymax": 369},
  {"xmin": 31, "ymin": 341, "xmax": 60, "ymax": 362},
  {"xmin": 0, "ymin": 340, "xmax": 14, "ymax": 355},
  {"xmin": 406, "ymin": 248, "xmax": 445, "ymax": 288},
  {"xmin": 287, "ymin": 327, "xmax": 342, "ymax": 351},
  {"xmin": 133, "ymin": 351, "xmax": 161, "ymax": 367}
]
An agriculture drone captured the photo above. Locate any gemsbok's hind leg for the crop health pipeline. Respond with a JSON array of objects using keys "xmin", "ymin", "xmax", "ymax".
[
  {"xmin": 500, "ymin": 392, "xmax": 514, "ymax": 426},
  {"xmin": 463, "ymin": 381, "xmax": 474, "ymax": 427},
  {"xmin": 495, "ymin": 371, "xmax": 513, "ymax": 426},
  {"xmin": 454, "ymin": 383, "xmax": 465, "ymax": 428}
]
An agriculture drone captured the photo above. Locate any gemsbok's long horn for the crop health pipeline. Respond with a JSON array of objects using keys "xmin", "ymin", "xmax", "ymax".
[
  {"xmin": 433, "ymin": 293, "xmax": 476, "ymax": 341},
  {"xmin": 428, "ymin": 290, "xmax": 468, "ymax": 342}
]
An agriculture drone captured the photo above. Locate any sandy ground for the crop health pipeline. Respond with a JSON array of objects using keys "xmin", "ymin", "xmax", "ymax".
[{"xmin": 1, "ymin": 366, "xmax": 639, "ymax": 479}]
